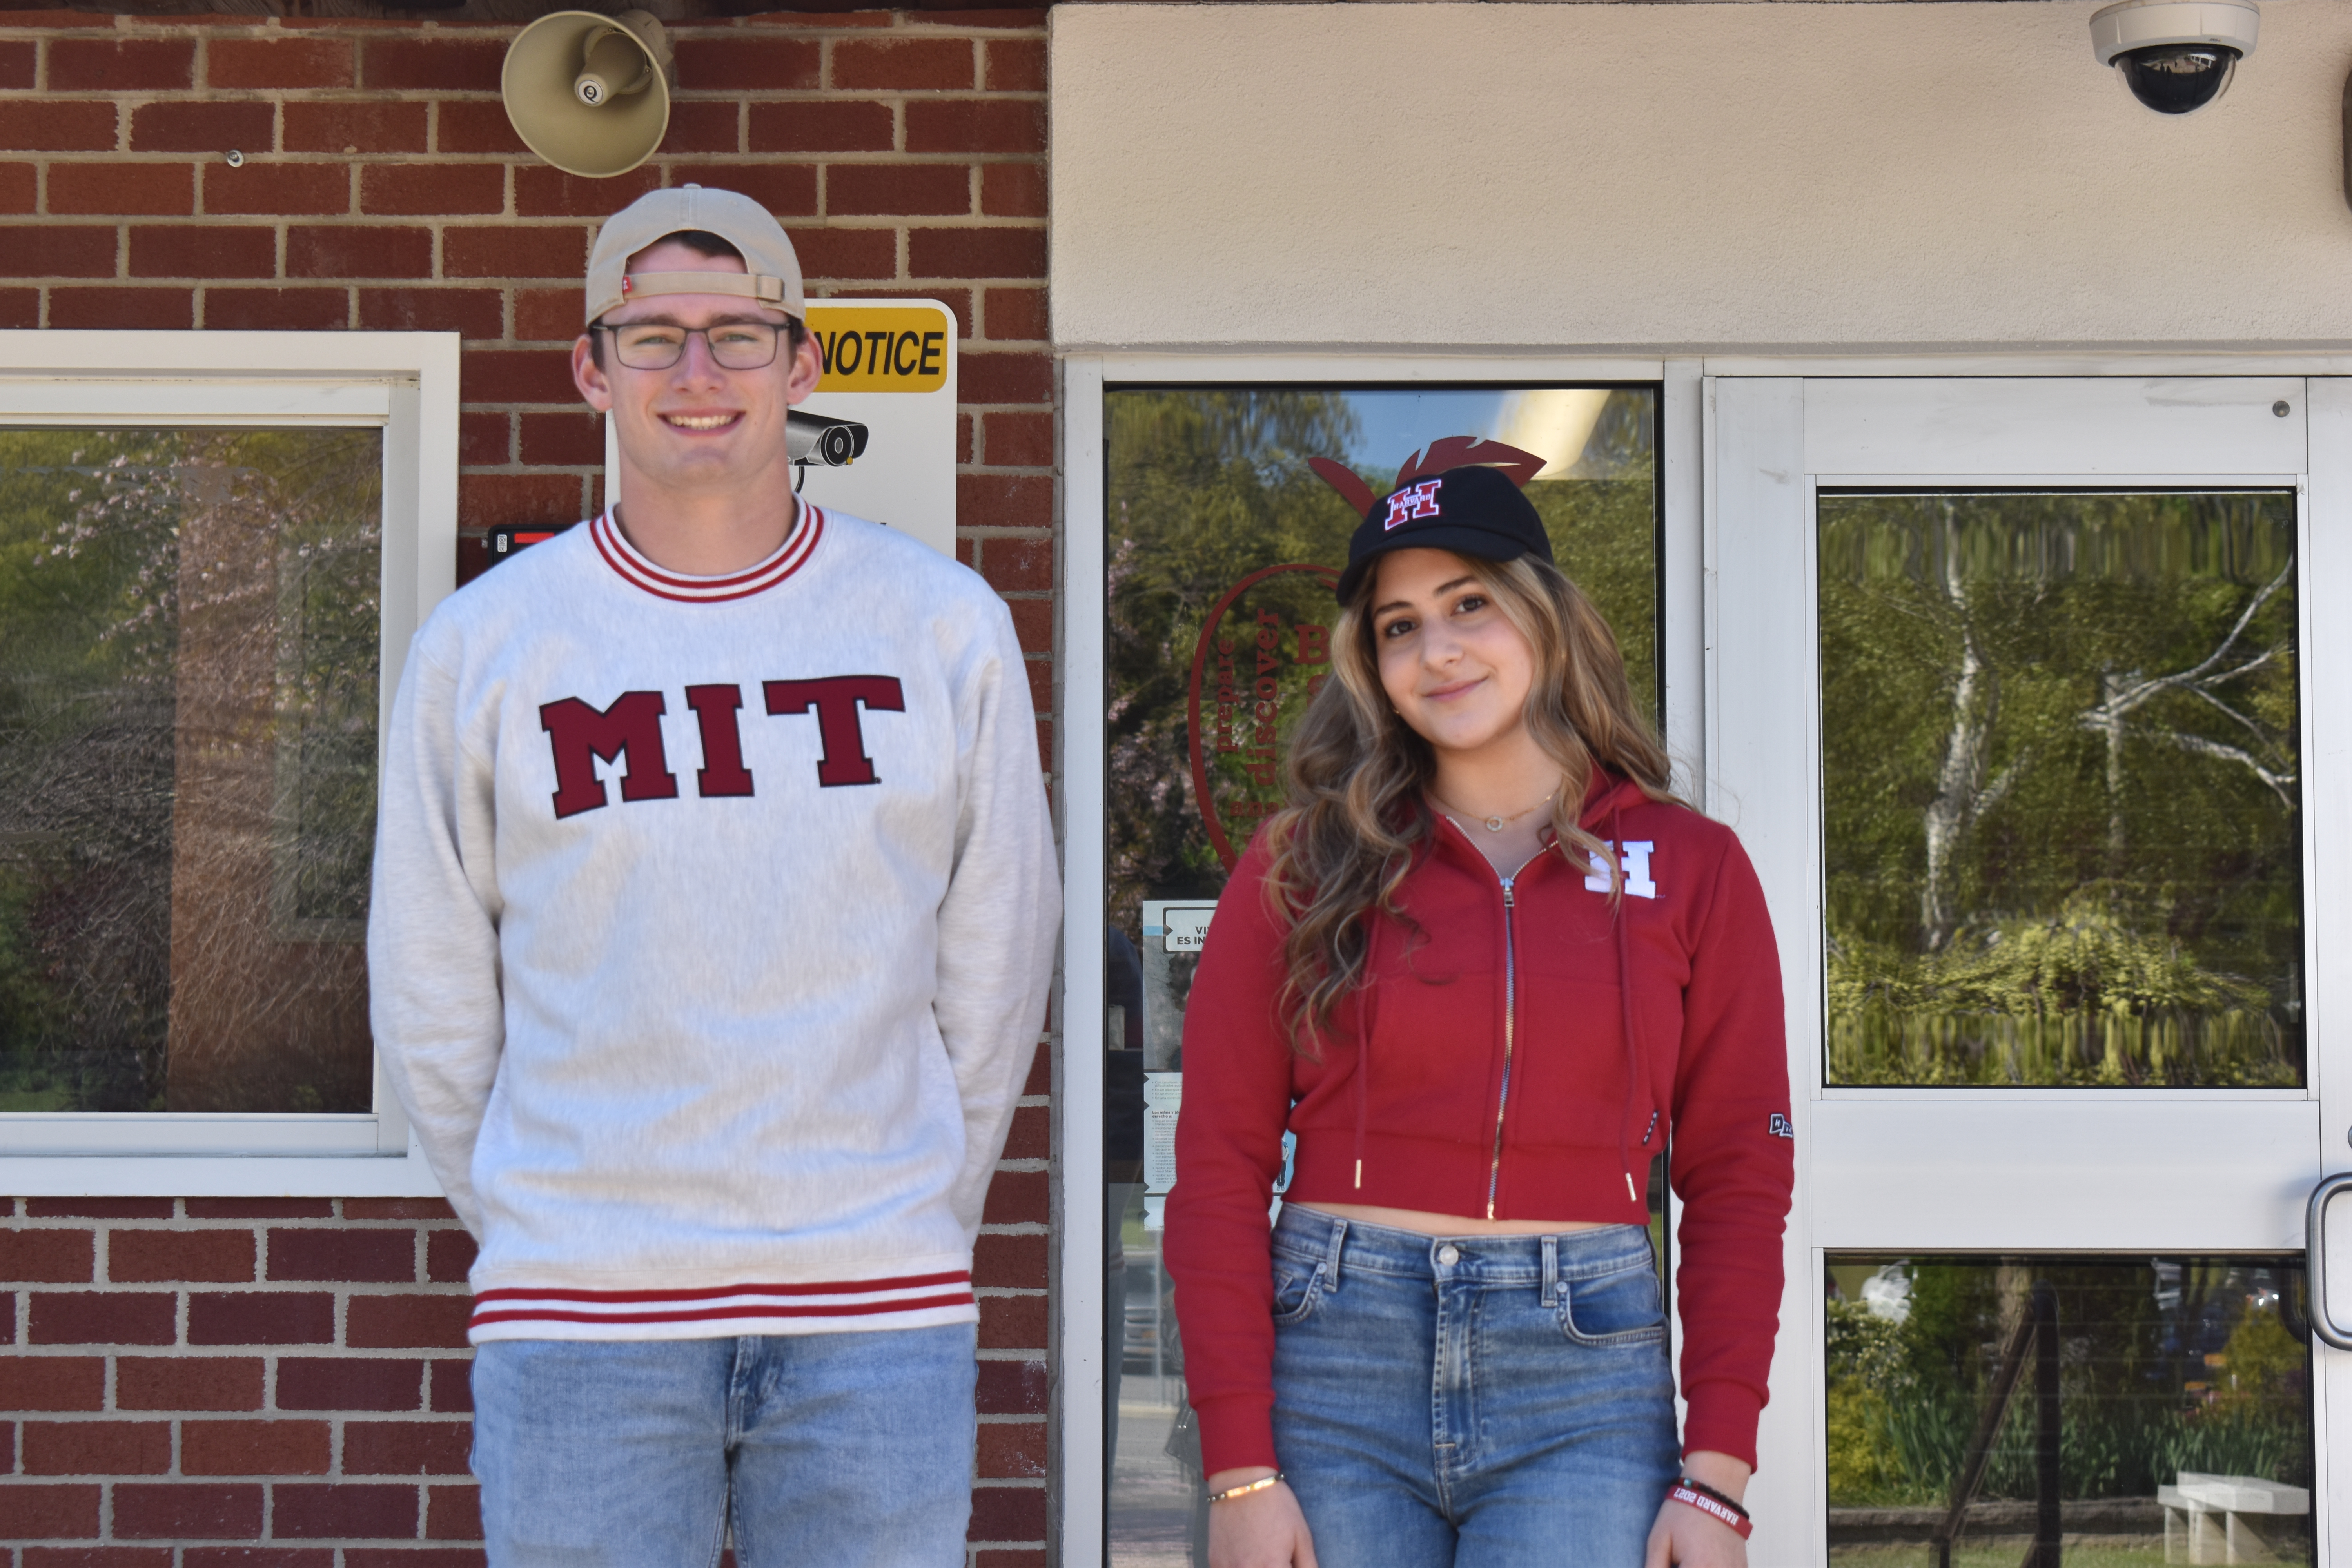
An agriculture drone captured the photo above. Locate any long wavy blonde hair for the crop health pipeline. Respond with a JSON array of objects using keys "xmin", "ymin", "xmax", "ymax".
[{"xmin": 1261, "ymin": 551, "xmax": 1679, "ymax": 1049}]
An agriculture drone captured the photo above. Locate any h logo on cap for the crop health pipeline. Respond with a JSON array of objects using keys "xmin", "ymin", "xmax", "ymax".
[{"xmin": 1383, "ymin": 479, "xmax": 1444, "ymax": 532}]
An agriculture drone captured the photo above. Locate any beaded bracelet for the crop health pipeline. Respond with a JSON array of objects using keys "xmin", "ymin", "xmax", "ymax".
[
  {"xmin": 1206, "ymin": 1472, "xmax": 1284, "ymax": 1504},
  {"xmin": 1666, "ymin": 1478, "xmax": 1753, "ymax": 1540}
]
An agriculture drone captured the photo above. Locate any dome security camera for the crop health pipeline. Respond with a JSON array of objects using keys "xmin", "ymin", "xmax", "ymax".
[{"xmin": 2091, "ymin": 0, "xmax": 2259, "ymax": 115}]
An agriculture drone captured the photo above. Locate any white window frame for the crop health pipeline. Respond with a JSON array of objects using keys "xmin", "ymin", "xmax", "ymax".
[
  {"xmin": 0, "ymin": 330, "xmax": 458, "ymax": 1196},
  {"xmin": 1058, "ymin": 353, "xmax": 1703, "ymax": 1561}
]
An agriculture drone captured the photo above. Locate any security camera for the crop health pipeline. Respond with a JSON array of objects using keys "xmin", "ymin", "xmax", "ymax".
[
  {"xmin": 786, "ymin": 410, "xmax": 869, "ymax": 468},
  {"xmin": 2091, "ymin": 0, "xmax": 2259, "ymax": 116}
]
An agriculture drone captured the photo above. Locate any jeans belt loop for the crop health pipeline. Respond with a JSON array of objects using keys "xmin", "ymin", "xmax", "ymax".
[
  {"xmin": 1324, "ymin": 1216, "xmax": 1348, "ymax": 1292},
  {"xmin": 1540, "ymin": 1235, "xmax": 1559, "ymax": 1308}
]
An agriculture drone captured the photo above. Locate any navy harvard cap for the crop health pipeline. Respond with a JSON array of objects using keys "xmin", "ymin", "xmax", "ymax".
[{"xmin": 1334, "ymin": 463, "xmax": 1554, "ymax": 604}]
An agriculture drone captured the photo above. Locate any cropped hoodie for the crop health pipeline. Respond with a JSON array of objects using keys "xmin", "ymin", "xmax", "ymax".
[{"xmin": 1165, "ymin": 773, "xmax": 1793, "ymax": 1477}]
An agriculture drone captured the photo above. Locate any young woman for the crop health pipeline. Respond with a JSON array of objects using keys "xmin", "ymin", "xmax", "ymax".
[{"xmin": 1165, "ymin": 461, "xmax": 1793, "ymax": 1568}]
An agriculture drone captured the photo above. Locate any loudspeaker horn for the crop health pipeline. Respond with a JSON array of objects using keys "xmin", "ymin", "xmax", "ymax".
[{"xmin": 502, "ymin": 9, "xmax": 675, "ymax": 180}]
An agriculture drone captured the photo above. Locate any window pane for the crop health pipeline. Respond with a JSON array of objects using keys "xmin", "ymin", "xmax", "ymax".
[
  {"xmin": 1819, "ymin": 492, "xmax": 2302, "ymax": 1087},
  {"xmin": 1102, "ymin": 386, "xmax": 1658, "ymax": 1563},
  {"xmin": 1826, "ymin": 1254, "xmax": 2312, "ymax": 1566},
  {"xmin": 0, "ymin": 428, "xmax": 383, "ymax": 1114}
]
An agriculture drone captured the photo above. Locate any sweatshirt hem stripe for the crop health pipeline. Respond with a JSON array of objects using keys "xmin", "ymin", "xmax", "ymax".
[
  {"xmin": 472, "ymin": 1269, "xmax": 969, "ymax": 1307},
  {"xmin": 471, "ymin": 1290, "xmax": 975, "ymax": 1330},
  {"xmin": 467, "ymin": 1298, "xmax": 979, "ymax": 1343},
  {"xmin": 466, "ymin": 1269, "xmax": 976, "ymax": 1336}
]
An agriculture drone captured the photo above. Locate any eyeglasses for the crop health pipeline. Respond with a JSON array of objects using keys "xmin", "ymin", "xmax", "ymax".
[{"xmin": 598, "ymin": 321, "xmax": 782, "ymax": 371}]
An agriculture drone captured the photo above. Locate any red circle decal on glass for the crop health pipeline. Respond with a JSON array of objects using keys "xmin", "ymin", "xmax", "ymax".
[{"xmin": 1185, "ymin": 562, "xmax": 1341, "ymax": 869}]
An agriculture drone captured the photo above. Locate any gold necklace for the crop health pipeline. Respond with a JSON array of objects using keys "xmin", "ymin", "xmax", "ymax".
[{"xmin": 1430, "ymin": 784, "xmax": 1557, "ymax": 835}]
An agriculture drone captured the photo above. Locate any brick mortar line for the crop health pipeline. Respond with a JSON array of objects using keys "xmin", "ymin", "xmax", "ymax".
[
  {"xmin": 0, "ymin": 19, "xmax": 1048, "ymax": 31},
  {"xmin": 0, "ymin": 86, "xmax": 1048, "ymax": 96},
  {"xmin": 0, "ymin": 12, "xmax": 1047, "ymax": 22},
  {"xmin": 0, "ymin": 91, "xmax": 1043, "ymax": 110},
  {"xmin": 4, "ymin": 1220, "xmax": 463, "ymax": 1227}
]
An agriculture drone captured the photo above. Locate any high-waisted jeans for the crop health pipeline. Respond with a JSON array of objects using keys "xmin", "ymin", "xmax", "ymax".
[{"xmin": 1268, "ymin": 1205, "xmax": 1680, "ymax": 1567}]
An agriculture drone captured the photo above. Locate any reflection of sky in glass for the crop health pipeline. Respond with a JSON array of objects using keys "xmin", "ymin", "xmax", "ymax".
[
  {"xmin": 1334, "ymin": 388, "xmax": 1644, "ymax": 485},
  {"xmin": 1344, "ymin": 391, "xmax": 1508, "ymax": 477}
]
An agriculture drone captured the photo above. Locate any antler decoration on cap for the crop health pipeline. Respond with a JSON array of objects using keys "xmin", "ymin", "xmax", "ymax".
[
  {"xmin": 1308, "ymin": 439, "xmax": 1549, "ymax": 519},
  {"xmin": 1306, "ymin": 457, "xmax": 1377, "ymax": 520},
  {"xmin": 1394, "ymin": 437, "xmax": 1545, "ymax": 491}
]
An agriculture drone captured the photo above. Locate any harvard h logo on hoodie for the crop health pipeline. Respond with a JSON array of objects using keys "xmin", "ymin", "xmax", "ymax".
[{"xmin": 1583, "ymin": 840, "xmax": 1657, "ymax": 898}]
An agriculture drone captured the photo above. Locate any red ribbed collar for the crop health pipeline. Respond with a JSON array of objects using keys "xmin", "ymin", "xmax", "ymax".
[{"xmin": 590, "ymin": 504, "xmax": 824, "ymax": 604}]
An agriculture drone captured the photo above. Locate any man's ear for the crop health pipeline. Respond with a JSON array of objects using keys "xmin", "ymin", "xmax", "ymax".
[
  {"xmin": 781, "ymin": 328, "xmax": 824, "ymax": 406},
  {"xmin": 573, "ymin": 334, "xmax": 613, "ymax": 413}
]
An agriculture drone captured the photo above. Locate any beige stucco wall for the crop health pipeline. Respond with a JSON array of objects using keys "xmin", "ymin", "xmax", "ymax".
[{"xmin": 1049, "ymin": 1, "xmax": 2352, "ymax": 351}]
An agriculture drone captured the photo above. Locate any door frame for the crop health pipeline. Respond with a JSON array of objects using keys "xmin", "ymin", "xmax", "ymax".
[
  {"xmin": 1710, "ymin": 370, "xmax": 2352, "ymax": 1564},
  {"xmin": 1059, "ymin": 355, "xmax": 1699, "ymax": 1561},
  {"xmin": 1056, "ymin": 352, "xmax": 2352, "ymax": 1566}
]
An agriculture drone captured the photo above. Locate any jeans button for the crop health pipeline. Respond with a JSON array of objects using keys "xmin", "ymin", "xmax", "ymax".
[{"xmin": 1437, "ymin": 1244, "xmax": 1460, "ymax": 1266}]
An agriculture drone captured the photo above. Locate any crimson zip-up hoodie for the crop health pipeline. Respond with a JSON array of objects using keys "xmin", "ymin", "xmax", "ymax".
[{"xmin": 1165, "ymin": 773, "xmax": 1793, "ymax": 1477}]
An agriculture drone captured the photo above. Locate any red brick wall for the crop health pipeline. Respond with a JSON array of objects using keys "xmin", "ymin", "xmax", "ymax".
[
  {"xmin": 0, "ymin": 1196, "xmax": 483, "ymax": 1563},
  {"xmin": 0, "ymin": 8, "xmax": 1058, "ymax": 1563},
  {"xmin": 0, "ymin": 1051, "xmax": 1052, "ymax": 1564}
]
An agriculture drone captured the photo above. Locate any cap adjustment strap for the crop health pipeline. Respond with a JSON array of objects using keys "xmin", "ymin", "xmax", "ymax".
[
  {"xmin": 588, "ymin": 270, "xmax": 795, "ymax": 323},
  {"xmin": 617, "ymin": 271, "xmax": 788, "ymax": 307}
]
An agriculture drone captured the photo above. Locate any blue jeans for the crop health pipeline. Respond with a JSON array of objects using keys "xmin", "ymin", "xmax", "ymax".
[
  {"xmin": 1268, "ymin": 1206, "xmax": 1680, "ymax": 1567},
  {"xmin": 470, "ymin": 1324, "xmax": 978, "ymax": 1568}
]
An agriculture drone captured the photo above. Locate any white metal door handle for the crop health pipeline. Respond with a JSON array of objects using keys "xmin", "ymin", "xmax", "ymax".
[{"xmin": 2305, "ymin": 1172, "xmax": 2352, "ymax": 1350}]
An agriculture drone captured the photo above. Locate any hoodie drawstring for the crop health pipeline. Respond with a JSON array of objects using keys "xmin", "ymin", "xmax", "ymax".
[
  {"xmin": 1353, "ymin": 928, "xmax": 1380, "ymax": 1189},
  {"xmin": 1611, "ymin": 799, "xmax": 1647, "ymax": 1207}
]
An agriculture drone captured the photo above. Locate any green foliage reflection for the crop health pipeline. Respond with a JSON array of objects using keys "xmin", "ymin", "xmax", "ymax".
[
  {"xmin": 0, "ymin": 428, "xmax": 381, "ymax": 1113},
  {"xmin": 1820, "ymin": 492, "xmax": 2301, "ymax": 1087},
  {"xmin": 1824, "ymin": 1258, "xmax": 2310, "ymax": 1519}
]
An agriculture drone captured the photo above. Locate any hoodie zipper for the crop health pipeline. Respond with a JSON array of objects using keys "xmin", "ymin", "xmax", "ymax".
[{"xmin": 1485, "ymin": 872, "xmax": 1517, "ymax": 1220}]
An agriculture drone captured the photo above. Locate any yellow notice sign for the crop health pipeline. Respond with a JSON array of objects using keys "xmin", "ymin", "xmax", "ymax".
[{"xmin": 807, "ymin": 306, "xmax": 951, "ymax": 393}]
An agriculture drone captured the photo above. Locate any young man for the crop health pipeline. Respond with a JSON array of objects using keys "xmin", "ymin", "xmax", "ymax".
[{"xmin": 367, "ymin": 185, "xmax": 1060, "ymax": 1566}]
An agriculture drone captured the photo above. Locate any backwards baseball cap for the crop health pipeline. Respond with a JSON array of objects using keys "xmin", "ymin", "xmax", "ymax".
[
  {"xmin": 584, "ymin": 184, "xmax": 806, "ymax": 327},
  {"xmin": 1316, "ymin": 441, "xmax": 1554, "ymax": 603}
]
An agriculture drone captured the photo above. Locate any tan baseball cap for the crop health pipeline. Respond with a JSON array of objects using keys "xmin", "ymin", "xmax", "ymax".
[{"xmin": 584, "ymin": 184, "xmax": 806, "ymax": 326}]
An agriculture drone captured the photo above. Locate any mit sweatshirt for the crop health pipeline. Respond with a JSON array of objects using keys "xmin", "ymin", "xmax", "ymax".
[
  {"xmin": 1166, "ymin": 774, "xmax": 1793, "ymax": 1476},
  {"xmin": 367, "ymin": 505, "xmax": 1060, "ymax": 1344}
]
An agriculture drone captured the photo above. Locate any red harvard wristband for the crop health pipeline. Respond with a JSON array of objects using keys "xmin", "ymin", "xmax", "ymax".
[{"xmin": 1668, "ymin": 1483, "xmax": 1754, "ymax": 1540}]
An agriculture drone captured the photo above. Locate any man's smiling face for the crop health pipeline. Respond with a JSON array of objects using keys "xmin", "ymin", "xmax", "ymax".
[{"xmin": 572, "ymin": 237, "xmax": 824, "ymax": 498}]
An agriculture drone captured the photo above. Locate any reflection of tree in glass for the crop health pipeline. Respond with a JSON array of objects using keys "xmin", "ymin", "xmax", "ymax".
[
  {"xmin": 1824, "ymin": 1258, "xmax": 2311, "ymax": 1518},
  {"xmin": 0, "ymin": 429, "xmax": 381, "ymax": 1113},
  {"xmin": 1106, "ymin": 392, "xmax": 1363, "ymax": 935},
  {"xmin": 272, "ymin": 449, "xmax": 383, "ymax": 929},
  {"xmin": 1821, "ymin": 493, "xmax": 2301, "ymax": 1087},
  {"xmin": 0, "ymin": 431, "xmax": 187, "ymax": 1110}
]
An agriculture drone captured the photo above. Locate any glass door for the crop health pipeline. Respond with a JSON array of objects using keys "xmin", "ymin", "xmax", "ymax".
[
  {"xmin": 1096, "ymin": 383, "xmax": 1665, "ymax": 1566},
  {"xmin": 1711, "ymin": 377, "xmax": 2351, "ymax": 1564}
]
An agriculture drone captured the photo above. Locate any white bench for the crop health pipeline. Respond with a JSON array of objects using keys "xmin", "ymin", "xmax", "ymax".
[{"xmin": 2158, "ymin": 1472, "xmax": 2310, "ymax": 1564}]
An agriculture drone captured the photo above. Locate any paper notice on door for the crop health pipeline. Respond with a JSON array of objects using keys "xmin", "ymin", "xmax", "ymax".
[
  {"xmin": 1144, "ymin": 1071, "xmax": 1182, "ymax": 1194},
  {"xmin": 1143, "ymin": 900, "xmax": 1216, "ymax": 953},
  {"xmin": 1161, "ymin": 906, "xmax": 1214, "ymax": 952}
]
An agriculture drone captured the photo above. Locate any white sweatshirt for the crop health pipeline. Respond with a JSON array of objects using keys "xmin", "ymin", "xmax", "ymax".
[{"xmin": 367, "ymin": 505, "xmax": 1060, "ymax": 1343}]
